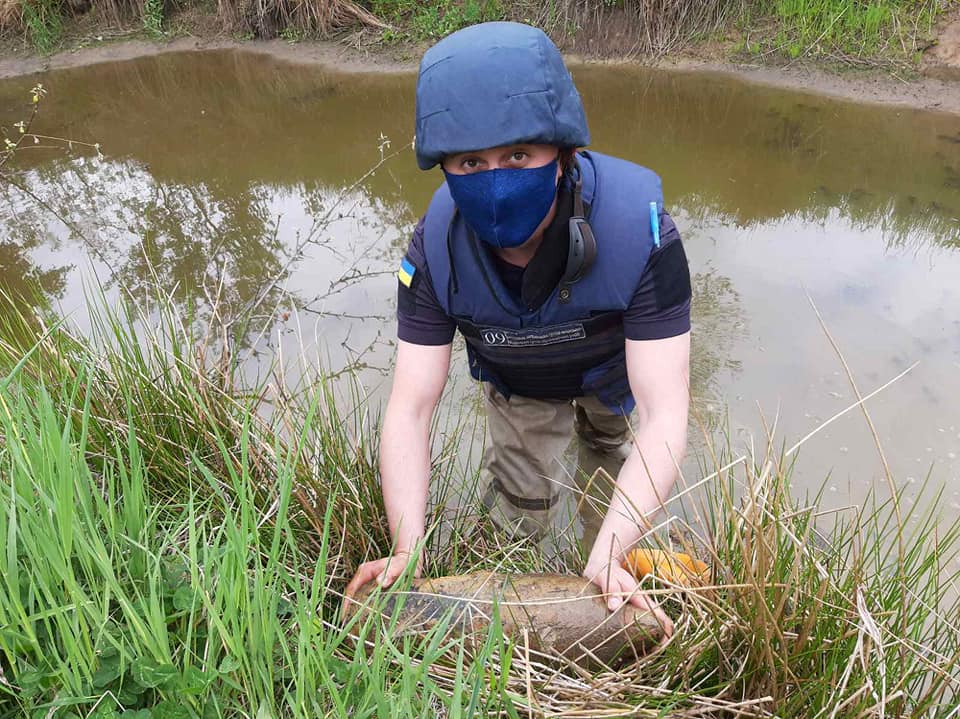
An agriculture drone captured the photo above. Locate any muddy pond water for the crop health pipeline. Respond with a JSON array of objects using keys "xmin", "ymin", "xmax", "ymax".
[{"xmin": 1, "ymin": 49, "xmax": 959, "ymax": 526}]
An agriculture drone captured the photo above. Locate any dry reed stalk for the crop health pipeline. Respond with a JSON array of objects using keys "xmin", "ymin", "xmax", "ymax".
[
  {"xmin": 0, "ymin": 0, "xmax": 21, "ymax": 30},
  {"xmin": 330, "ymin": 606, "xmax": 777, "ymax": 717},
  {"xmin": 87, "ymin": 0, "xmax": 138, "ymax": 27},
  {"xmin": 524, "ymin": 0, "xmax": 742, "ymax": 57},
  {"xmin": 219, "ymin": 0, "xmax": 386, "ymax": 40},
  {"xmin": 286, "ymin": 0, "xmax": 387, "ymax": 35}
]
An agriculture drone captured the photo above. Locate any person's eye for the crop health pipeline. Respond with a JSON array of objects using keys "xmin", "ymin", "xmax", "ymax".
[
  {"xmin": 462, "ymin": 158, "xmax": 481, "ymax": 170},
  {"xmin": 511, "ymin": 151, "xmax": 528, "ymax": 162}
]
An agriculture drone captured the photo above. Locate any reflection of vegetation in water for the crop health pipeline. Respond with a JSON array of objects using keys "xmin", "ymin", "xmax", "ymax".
[
  {"xmin": 0, "ymin": 54, "xmax": 419, "ymax": 354},
  {"xmin": 5, "ymin": 51, "xmax": 958, "ymax": 254},
  {"xmin": 0, "ymin": 83, "xmax": 92, "ymax": 318},
  {"xmin": 0, "ymin": 154, "xmax": 413, "ymax": 366},
  {"xmin": 578, "ymin": 66, "xmax": 960, "ymax": 250},
  {"xmin": 0, "ymin": 68, "xmax": 415, "ymax": 359},
  {"xmin": 0, "ymin": 236, "xmax": 69, "ymax": 319},
  {"xmin": 1, "ymin": 157, "xmax": 292, "ymax": 332},
  {"xmin": 807, "ymin": 186, "xmax": 960, "ymax": 251},
  {"xmin": 0, "ymin": 52, "xmax": 422, "ymax": 202},
  {"xmin": 689, "ymin": 267, "xmax": 745, "ymax": 421},
  {"xmin": 676, "ymin": 183, "xmax": 959, "ymax": 252}
]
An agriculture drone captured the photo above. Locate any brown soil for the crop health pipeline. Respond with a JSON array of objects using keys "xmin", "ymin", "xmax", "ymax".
[
  {"xmin": 0, "ymin": 35, "xmax": 417, "ymax": 77},
  {"xmin": 659, "ymin": 54, "xmax": 960, "ymax": 114},
  {"xmin": 923, "ymin": 11, "xmax": 960, "ymax": 81},
  {"xmin": 1, "ymin": 20, "xmax": 959, "ymax": 115}
]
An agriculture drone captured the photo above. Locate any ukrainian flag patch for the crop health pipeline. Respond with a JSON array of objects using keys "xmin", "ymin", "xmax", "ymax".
[{"xmin": 397, "ymin": 256, "xmax": 416, "ymax": 288}]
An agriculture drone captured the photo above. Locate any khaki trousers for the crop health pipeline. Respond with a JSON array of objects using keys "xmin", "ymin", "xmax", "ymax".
[{"xmin": 479, "ymin": 383, "xmax": 633, "ymax": 548}]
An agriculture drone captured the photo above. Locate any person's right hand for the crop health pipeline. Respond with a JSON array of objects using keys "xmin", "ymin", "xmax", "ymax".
[{"xmin": 345, "ymin": 551, "xmax": 422, "ymax": 598}]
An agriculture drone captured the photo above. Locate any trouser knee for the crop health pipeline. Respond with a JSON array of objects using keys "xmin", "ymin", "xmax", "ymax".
[
  {"xmin": 480, "ymin": 474, "xmax": 560, "ymax": 539},
  {"xmin": 480, "ymin": 384, "xmax": 572, "ymax": 539}
]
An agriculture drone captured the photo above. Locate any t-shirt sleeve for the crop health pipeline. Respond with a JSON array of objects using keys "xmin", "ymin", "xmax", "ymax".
[
  {"xmin": 623, "ymin": 211, "xmax": 692, "ymax": 341},
  {"xmin": 396, "ymin": 216, "xmax": 457, "ymax": 346}
]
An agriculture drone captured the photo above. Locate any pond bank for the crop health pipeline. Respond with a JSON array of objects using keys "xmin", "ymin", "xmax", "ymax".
[
  {"xmin": 3, "ymin": 32, "xmax": 960, "ymax": 716},
  {"xmin": 2, "ymin": 33, "xmax": 960, "ymax": 115}
]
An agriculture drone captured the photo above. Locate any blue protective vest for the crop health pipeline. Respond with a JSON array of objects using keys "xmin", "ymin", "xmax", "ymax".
[{"xmin": 423, "ymin": 151, "xmax": 662, "ymax": 414}]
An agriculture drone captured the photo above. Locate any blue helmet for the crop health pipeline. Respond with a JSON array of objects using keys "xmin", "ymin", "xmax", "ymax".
[{"xmin": 414, "ymin": 22, "xmax": 590, "ymax": 170}]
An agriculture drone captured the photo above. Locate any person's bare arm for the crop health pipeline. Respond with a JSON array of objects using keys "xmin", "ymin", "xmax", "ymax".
[
  {"xmin": 583, "ymin": 332, "xmax": 690, "ymax": 620},
  {"xmin": 345, "ymin": 340, "xmax": 451, "ymax": 597}
]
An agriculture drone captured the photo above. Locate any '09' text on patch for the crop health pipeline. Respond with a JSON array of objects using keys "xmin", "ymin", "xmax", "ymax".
[{"xmin": 478, "ymin": 323, "xmax": 586, "ymax": 347}]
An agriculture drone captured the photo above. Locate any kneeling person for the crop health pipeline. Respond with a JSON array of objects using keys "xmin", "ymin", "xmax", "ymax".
[{"xmin": 348, "ymin": 22, "xmax": 691, "ymax": 622}]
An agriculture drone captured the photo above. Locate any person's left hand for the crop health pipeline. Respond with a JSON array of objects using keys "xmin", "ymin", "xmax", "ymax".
[{"xmin": 583, "ymin": 560, "xmax": 674, "ymax": 638}]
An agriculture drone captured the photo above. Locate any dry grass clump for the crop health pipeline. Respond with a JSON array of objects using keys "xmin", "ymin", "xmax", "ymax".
[
  {"xmin": 359, "ymin": 442, "xmax": 960, "ymax": 717},
  {"xmin": 0, "ymin": 0, "xmax": 21, "ymax": 31},
  {"xmin": 0, "ymin": 0, "xmax": 388, "ymax": 46},
  {"xmin": 522, "ymin": 0, "xmax": 742, "ymax": 56},
  {"xmin": 218, "ymin": 0, "xmax": 387, "ymax": 40},
  {"xmin": 87, "ymin": 0, "xmax": 140, "ymax": 28}
]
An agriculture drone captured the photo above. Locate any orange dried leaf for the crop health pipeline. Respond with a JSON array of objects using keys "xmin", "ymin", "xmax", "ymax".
[{"xmin": 623, "ymin": 548, "xmax": 709, "ymax": 585}]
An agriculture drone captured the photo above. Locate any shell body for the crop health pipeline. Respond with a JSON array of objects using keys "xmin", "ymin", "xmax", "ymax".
[{"xmin": 342, "ymin": 571, "xmax": 665, "ymax": 668}]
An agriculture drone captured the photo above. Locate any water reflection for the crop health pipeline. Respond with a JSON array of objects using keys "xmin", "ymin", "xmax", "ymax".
[
  {"xmin": 1, "ymin": 49, "xmax": 959, "ymax": 506},
  {"xmin": 0, "ymin": 234, "xmax": 69, "ymax": 316},
  {"xmin": 576, "ymin": 66, "xmax": 960, "ymax": 248},
  {"xmin": 688, "ymin": 267, "xmax": 745, "ymax": 421}
]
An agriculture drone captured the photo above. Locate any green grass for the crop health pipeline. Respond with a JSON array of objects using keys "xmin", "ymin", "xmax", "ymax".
[
  {"xmin": 1, "ymin": 286, "xmax": 959, "ymax": 716},
  {"xmin": 19, "ymin": 0, "xmax": 64, "ymax": 54},
  {"xmin": 741, "ymin": 0, "xmax": 946, "ymax": 64},
  {"xmin": 0, "ymin": 385, "xmax": 501, "ymax": 717},
  {"xmin": 143, "ymin": 0, "xmax": 165, "ymax": 39},
  {"xmin": 0, "ymin": 292, "xmax": 513, "ymax": 717},
  {"xmin": 371, "ymin": 0, "xmax": 504, "ymax": 42}
]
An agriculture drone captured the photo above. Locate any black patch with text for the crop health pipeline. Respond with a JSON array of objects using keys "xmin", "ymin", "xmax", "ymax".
[{"xmin": 478, "ymin": 323, "xmax": 586, "ymax": 348}]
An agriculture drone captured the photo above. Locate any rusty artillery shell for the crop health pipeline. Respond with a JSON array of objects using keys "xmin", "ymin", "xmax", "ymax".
[{"xmin": 341, "ymin": 571, "xmax": 665, "ymax": 668}]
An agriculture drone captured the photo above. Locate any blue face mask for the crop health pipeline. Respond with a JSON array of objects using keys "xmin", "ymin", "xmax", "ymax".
[{"xmin": 443, "ymin": 160, "xmax": 559, "ymax": 249}]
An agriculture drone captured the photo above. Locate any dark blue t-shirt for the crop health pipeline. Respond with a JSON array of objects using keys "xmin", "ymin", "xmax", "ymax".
[{"xmin": 397, "ymin": 211, "xmax": 691, "ymax": 346}]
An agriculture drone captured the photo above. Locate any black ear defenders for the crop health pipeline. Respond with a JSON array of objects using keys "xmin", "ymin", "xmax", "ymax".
[
  {"xmin": 558, "ymin": 166, "xmax": 597, "ymax": 301},
  {"xmin": 562, "ymin": 216, "xmax": 596, "ymax": 285}
]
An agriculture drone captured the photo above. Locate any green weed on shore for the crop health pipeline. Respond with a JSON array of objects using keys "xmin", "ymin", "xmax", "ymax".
[
  {"xmin": 738, "ymin": 0, "xmax": 946, "ymax": 65},
  {"xmin": 1, "ymin": 291, "xmax": 959, "ymax": 717}
]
